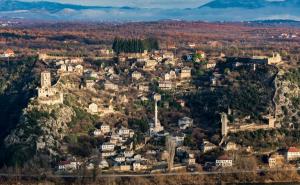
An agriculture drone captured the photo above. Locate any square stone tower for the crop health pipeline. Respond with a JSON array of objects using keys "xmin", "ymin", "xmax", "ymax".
[{"xmin": 41, "ymin": 71, "xmax": 51, "ymax": 88}]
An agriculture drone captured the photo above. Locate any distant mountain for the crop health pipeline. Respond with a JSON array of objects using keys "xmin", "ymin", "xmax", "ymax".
[
  {"xmin": 1, "ymin": 0, "xmax": 300, "ymax": 22},
  {"xmin": 196, "ymin": 0, "xmax": 300, "ymax": 22},
  {"xmin": 0, "ymin": 0, "xmax": 135, "ymax": 13},
  {"xmin": 200, "ymin": 0, "xmax": 300, "ymax": 9},
  {"xmin": 281, "ymin": 0, "xmax": 300, "ymax": 6},
  {"xmin": 200, "ymin": 0, "xmax": 271, "ymax": 9}
]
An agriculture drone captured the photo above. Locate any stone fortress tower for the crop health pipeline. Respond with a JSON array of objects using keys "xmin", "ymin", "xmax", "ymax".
[
  {"xmin": 37, "ymin": 71, "xmax": 63, "ymax": 105},
  {"xmin": 41, "ymin": 71, "xmax": 51, "ymax": 88}
]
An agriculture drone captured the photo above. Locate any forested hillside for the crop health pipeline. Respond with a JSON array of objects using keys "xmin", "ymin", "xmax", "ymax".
[
  {"xmin": 112, "ymin": 38, "xmax": 159, "ymax": 53},
  {"xmin": 0, "ymin": 57, "xmax": 40, "ymax": 166}
]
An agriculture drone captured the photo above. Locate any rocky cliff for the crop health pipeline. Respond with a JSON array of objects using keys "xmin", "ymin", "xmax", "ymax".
[{"xmin": 274, "ymin": 68, "xmax": 300, "ymax": 128}]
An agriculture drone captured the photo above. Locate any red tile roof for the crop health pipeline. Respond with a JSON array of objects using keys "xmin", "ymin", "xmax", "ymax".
[
  {"xmin": 5, "ymin": 49, "xmax": 14, "ymax": 54},
  {"xmin": 288, "ymin": 147, "xmax": 300, "ymax": 153},
  {"xmin": 217, "ymin": 155, "xmax": 231, "ymax": 161},
  {"xmin": 59, "ymin": 161, "xmax": 71, "ymax": 165},
  {"xmin": 196, "ymin": 50, "xmax": 205, "ymax": 54}
]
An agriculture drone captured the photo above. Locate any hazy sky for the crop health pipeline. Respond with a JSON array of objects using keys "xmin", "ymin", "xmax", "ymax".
[{"xmin": 19, "ymin": 0, "xmax": 213, "ymax": 9}]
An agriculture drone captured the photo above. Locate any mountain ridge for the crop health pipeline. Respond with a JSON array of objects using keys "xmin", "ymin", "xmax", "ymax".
[
  {"xmin": 200, "ymin": 0, "xmax": 271, "ymax": 9},
  {"xmin": 1, "ymin": 0, "xmax": 300, "ymax": 22},
  {"xmin": 200, "ymin": 0, "xmax": 300, "ymax": 9},
  {"xmin": 0, "ymin": 0, "xmax": 137, "ymax": 13}
]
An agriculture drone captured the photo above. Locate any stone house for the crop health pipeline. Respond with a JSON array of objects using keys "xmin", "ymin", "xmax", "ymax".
[
  {"xmin": 88, "ymin": 103, "xmax": 98, "ymax": 114},
  {"xmin": 201, "ymin": 140, "xmax": 217, "ymax": 153},
  {"xmin": 99, "ymin": 159, "xmax": 109, "ymax": 169},
  {"xmin": 85, "ymin": 70, "xmax": 98, "ymax": 79},
  {"xmin": 252, "ymin": 52, "xmax": 282, "ymax": 65},
  {"xmin": 67, "ymin": 65, "xmax": 74, "ymax": 72},
  {"xmin": 118, "ymin": 127, "xmax": 134, "ymax": 138},
  {"xmin": 159, "ymin": 80, "xmax": 174, "ymax": 90},
  {"xmin": 75, "ymin": 64, "xmax": 84, "ymax": 75},
  {"xmin": 138, "ymin": 84, "xmax": 149, "ymax": 92},
  {"xmin": 58, "ymin": 161, "xmax": 81, "ymax": 171},
  {"xmin": 143, "ymin": 59, "xmax": 157, "ymax": 70},
  {"xmin": 268, "ymin": 154, "xmax": 285, "ymax": 168},
  {"xmin": 118, "ymin": 164, "xmax": 131, "ymax": 171},
  {"xmin": 224, "ymin": 142, "xmax": 238, "ymax": 151},
  {"xmin": 133, "ymin": 161, "xmax": 148, "ymax": 171},
  {"xmin": 164, "ymin": 73, "xmax": 171, "ymax": 81},
  {"xmin": 132, "ymin": 71, "xmax": 142, "ymax": 80},
  {"xmin": 180, "ymin": 67, "xmax": 191, "ymax": 79},
  {"xmin": 100, "ymin": 124, "xmax": 111, "ymax": 134},
  {"xmin": 183, "ymin": 153, "xmax": 196, "ymax": 165},
  {"xmin": 204, "ymin": 60, "xmax": 217, "ymax": 69},
  {"xmin": 59, "ymin": 64, "xmax": 67, "ymax": 72},
  {"xmin": 172, "ymin": 134, "xmax": 185, "ymax": 146},
  {"xmin": 84, "ymin": 80, "xmax": 95, "ymax": 90},
  {"xmin": 178, "ymin": 117, "xmax": 193, "ymax": 130},
  {"xmin": 169, "ymin": 70, "xmax": 177, "ymax": 80},
  {"xmin": 104, "ymin": 81, "xmax": 119, "ymax": 91},
  {"xmin": 164, "ymin": 59, "xmax": 176, "ymax": 66},
  {"xmin": 70, "ymin": 58, "xmax": 83, "ymax": 64},
  {"xmin": 124, "ymin": 150, "xmax": 134, "ymax": 158},
  {"xmin": 162, "ymin": 51, "xmax": 174, "ymax": 60}
]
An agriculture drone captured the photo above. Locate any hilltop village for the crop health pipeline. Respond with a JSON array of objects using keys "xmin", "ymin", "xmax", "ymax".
[
  {"xmin": 1, "ymin": 20, "xmax": 300, "ymax": 181},
  {"xmin": 4, "ymin": 36, "xmax": 300, "ymax": 176}
]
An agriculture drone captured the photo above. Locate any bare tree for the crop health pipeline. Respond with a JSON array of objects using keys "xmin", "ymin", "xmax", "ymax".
[{"xmin": 165, "ymin": 136, "xmax": 176, "ymax": 172}]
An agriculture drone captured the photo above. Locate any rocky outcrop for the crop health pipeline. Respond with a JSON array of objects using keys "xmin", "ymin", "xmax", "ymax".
[
  {"xmin": 274, "ymin": 70, "xmax": 300, "ymax": 128},
  {"xmin": 5, "ymin": 104, "xmax": 74, "ymax": 156}
]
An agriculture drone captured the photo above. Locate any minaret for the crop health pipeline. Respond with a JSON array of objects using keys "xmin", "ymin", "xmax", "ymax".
[
  {"xmin": 149, "ymin": 93, "xmax": 164, "ymax": 136},
  {"xmin": 153, "ymin": 93, "xmax": 161, "ymax": 128},
  {"xmin": 221, "ymin": 112, "xmax": 228, "ymax": 137}
]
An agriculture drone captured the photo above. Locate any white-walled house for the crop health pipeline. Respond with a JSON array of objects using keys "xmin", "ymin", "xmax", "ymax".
[
  {"xmin": 124, "ymin": 150, "xmax": 134, "ymax": 158},
  {"xmin": 114, "ymin": 155, "xmax": 126, "ymax": 163},
  {"xmin": 59, "ymin": 64, "xmax": 67, "ymax": 72},
  {"xmin": 93, "ymin": 129, "xmax": 102, "ymax": 136},
  {"xmin": 88, "ymin": 103, "xmax": 98, "ymax": 114},
  {"xmin": 172, "ymin": 134, "xmax": 185, "ymax": 146},
  {"xmin": 286, "ymin": 147, "xmax": 300, "ymax": 161},
  {"xmin": 58, "ymin": 161, "xmax": 81, "ymax": 171},
  {"xmin": 201, "ymin": 140, "xmax": 217, "ymax": 153},
  {"xmin": 132, "ymin": 71, "xmax": 142, "ymax": 80},
  {"xmin": 224, "ymin": 142, "xmax": 238, "ymax": 151},
  {"xmin": 162, "ymin": 51, "xmax": 174, "ymax": 60},
  {"xmin": 118, "ymin": 127, "xmax": 134, "ymax": 137},
  {"xmin": 100, "ymin": 124, "xmax": 111, "ymax": 134},
  {"xmin": 2, "ymin": 49, "xmax": 15, "ymax": 58},
  {"xmin": 180, "ymin": 67, "xmax": 191, "ymax": 79},
  {"xmin": 75, "ymin": 64, "xmax": 84, "ymax": 74},
  {"xmin": 178, "ymin": 117, "xmax": 193, "ymax": 130},
  {"xmin": 133, "ymin": 161, "xmax": 148, "ymax": 171},
  {"xmin": 101, "ymin": 142, "xmax": 115, "ymax": 152},
  {"xmin": 99, "ymin": 159, "xmax": 109, "ymax": 169},
  {"xmin": 104, "ymin": 81, "xmax": 119, "ymax": 91},
  {"xmin": 216, "ymin": 155, "xmax": 233, "ymax": 167}
]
